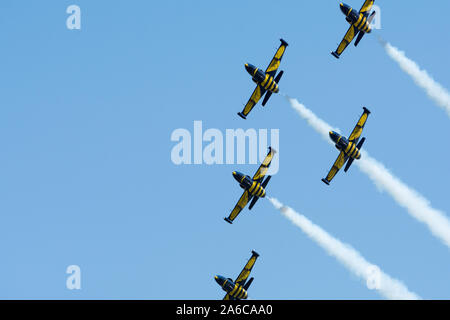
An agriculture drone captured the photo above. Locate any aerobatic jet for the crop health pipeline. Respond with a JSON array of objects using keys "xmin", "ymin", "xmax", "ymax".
[
  {"xmin": 214, "ymin": 250, "xmax": 259, "ymax": 300},
  {"xmin": 224, "ymin": 147, "xmax": 275, "ymax": 224},
  {"xmin": 238, "ymin": 39, "xmax": 288, "ymax": 119},
  {"xmin": 322, "ymin": 107, "xmax": 371, "ymax": 185},
  {"xmin": 331, "ymin": 0, "xmax": 376, "ymax": 59}
]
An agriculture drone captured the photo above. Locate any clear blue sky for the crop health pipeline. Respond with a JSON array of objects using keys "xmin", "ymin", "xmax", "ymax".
[{"xmin": 1, "ymin": 1, "xmax": 449, "ymax": 299}]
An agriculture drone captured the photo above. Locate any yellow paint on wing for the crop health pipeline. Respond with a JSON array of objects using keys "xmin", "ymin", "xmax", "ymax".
[
  {"xmin": 360, "ymin": 0, "xmax": 374, "ymax": 13},
  {"xmin": 266, "ymin": 45, "xmax": 286, "ymax": 73}
]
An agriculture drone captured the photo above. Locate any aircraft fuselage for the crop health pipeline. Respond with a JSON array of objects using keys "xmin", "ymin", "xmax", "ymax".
[
  {"xmin": 245, "ymin": 63, "xmax": 280, "ymax": 93},
  {"xmin": 340, "ymin": 3, "xmax": 372, "ymax": 33},
  {"xmin": 215, "ymin": 275, "xmax": 248, "ymax": 300},
  {"xmin": 233, "ymin": 171, "xmax": 266, "ymax": 198},
  {"xmin": 329, "ymin": 131, "xmax": 361, "ymax": 160}
]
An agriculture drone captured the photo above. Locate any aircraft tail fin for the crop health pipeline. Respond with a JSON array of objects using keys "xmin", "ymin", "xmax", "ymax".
[
  {"xmin": 262, "ymin": 71, "xmax": 283, "ymax": 106},
  {"xmin": 367, "ymin": 10, "xmax": 376, "ymax": 24},
  {"xmin": 355, "ymin": 12, "xmax": 376, "ymax": 46},
  {"xmin": 344, "ymin": 137, "xmax": 366, "ymax": 172},
  {"xmin": 355, "ymin": 11, "xmax": 376, "ymax": 46}
]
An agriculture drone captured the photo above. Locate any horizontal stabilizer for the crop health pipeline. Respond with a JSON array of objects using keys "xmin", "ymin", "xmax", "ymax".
[
  {"xmin": 354, "ymin": 30, "xmax": 365, "ymax": 47},
  {"xmin": 248, "ymin": 196, "xmax": 259, "ymax": 211},
  {"xmin": 261, "ymin": 92, "xmax": 273, "ymax": 107},
  {"xmin": 243, "ymin": 277, "xmax": 254, "ymax": 291},
  {"xmin": 343, "ymin": 158, "xmax": 355, "ymax": 172},
  {"xmin": 274, "ymin": 70, "xmax": 284, "ymax": 83},
  {"xmin": 261, "ymin": 175, "xmax": 271, "ymax": 188},
  {"xmin": 356, "ymin": 136, "xmax": 366, "ymax": 150}
]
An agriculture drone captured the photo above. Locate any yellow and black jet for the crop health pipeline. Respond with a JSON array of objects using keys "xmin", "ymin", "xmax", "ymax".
[
  {"xmin": 322, "ymin": 107, "xmax": 371, "ymax": 185},
  {"xmin": 238, "ymin": 39, "xmax": 288, "ymax": 119},
  {"xmin": 224, "ymin": 147, "xmax": 276, "ymax": 224},
  {"xmin": 214, "ymin": 250, "xmax": 259, "ymax": 300},
  {"xmin": 331, "ymin": 0, "xmax": 376, "ymax": 59}
]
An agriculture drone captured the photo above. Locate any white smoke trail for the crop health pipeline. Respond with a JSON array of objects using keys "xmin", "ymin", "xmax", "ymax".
[
  {"xmin": 380, "ymin": 39, "xmax": 450, "ymax": 118},
  {"xmin": 288, "ymin": 96, "xmax": 336, "ymax": 143},
  {"xmin": 288, "ymin": 97, "xmax": 450, "ymax": 249},
  {"xmin": 268, "ymin": 197, "xmax": 420, "ymax": 300},
  {"xmin": 357, "ymin": 152, "xmax": 450, "ymax": 248},
  {"xmin": 284, "ymin": 96, "xmax": 335, "ymax": 141}
]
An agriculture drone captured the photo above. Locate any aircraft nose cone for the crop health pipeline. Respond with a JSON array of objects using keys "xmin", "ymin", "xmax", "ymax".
[
  {"xmin": 245, "ymin": 63, "xmax": 255, "ymax": 75},
  {"xmin": 233, "ymin": 171, "xmax": 244, "ymax": 183},
  {"xmin": 340, "ymin": 3, "xmax": 351, "ymax": 15},
  {"xmin": 215, "ymin": 275, "xmax": 224, "ymax": 286},
  {"xmin": 329, "ymin": 131, "xmax": 339, "ymax": 143}
]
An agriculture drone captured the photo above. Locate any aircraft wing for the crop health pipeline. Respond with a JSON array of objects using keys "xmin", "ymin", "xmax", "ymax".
[
  {"xmin": 348, "ymin": 107, "xmax": 371, "ymax": 143},
  {"xmin": 225, "ymin": 190, "xmax": 252, "ymax": 224},
  {"xmin": 359, "ymin": 0, "xmax": 375, "ymax": 18},
  {"xmin": 234, "ymin": 251, "xmax": 260, "ymax": 286},
  {"xmin": 323, "ymin": 151, "xmax": 348, "ymax": 184},
  {"xmin": 333, "ymin": 24, "xmax": 358, "ymax": 58},
  {"xmin": 265, "ymin": 39, "xmax": 288, "ymax": 78},
  {"xmin": 252, "ymin": 147, "xmax": 276, "ymax": 182},
  {"xmin": 238, "ymin": 85, "xmax": 266, "ymax": 119}
]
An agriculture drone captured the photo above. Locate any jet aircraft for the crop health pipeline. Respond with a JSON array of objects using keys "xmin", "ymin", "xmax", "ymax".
[
  {"xmin": 331, "ymin": 0, "xmax": 376, "ymax": 59},
  {"xmin": 224, "ymin": 147, "xmax": 276, "ymax": 224},
  {"xmin": 214, "ymin": 250, "xmax": 260, "ymax": 300},
  {"xmin": 238, "ymin": 39, "xmax": 288, "ymax": 119},
  {"xmin": 322, "ymin": 107, "xmax": 371, "ymax": 185}
]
